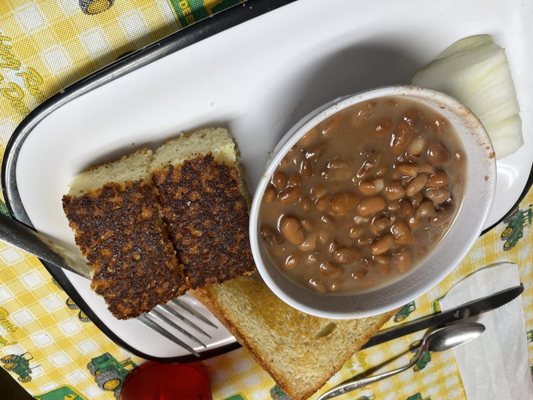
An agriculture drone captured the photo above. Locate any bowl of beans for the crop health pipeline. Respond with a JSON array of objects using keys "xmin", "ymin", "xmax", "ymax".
[{"xmin": 249, "ymin": 85, "xmax": 496, "ymax": 319}]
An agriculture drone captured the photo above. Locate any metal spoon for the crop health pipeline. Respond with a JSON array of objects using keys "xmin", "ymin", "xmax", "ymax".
[{"xmin": 317, "ymin": 322, "xmax": 485, "ymax": 400}]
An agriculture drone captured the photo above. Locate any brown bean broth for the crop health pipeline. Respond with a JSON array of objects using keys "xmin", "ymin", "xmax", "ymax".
[{"xmin": 259, "ymin": 96, "xmax": 466, "ymax": 294}]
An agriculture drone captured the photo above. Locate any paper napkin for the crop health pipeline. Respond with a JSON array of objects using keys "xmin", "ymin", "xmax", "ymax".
[{"xmin": 440, "ymin": 262, "xmax": 533, "ymax": 400}]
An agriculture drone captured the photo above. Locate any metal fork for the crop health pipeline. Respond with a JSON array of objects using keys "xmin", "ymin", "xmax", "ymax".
[
  {"xmin": 139, "ymin": 298, "xmax": 218, "ymax": 357},
  {"xmin": 0, "ymin": 213, "xmax": 217, "ymax": 356}
]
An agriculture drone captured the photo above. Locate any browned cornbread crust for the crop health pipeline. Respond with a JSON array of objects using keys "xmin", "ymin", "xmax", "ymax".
[
  {"xmin": 62, "ymin": 181, "xmax": 188, "ymax": 319},
  {"xmin": 152, "ymin": 154, "xmax": 255, "ymax": 288}
]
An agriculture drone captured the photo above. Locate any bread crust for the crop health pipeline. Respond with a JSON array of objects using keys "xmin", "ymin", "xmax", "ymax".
[{"xmin": 192, "ymin": 277, "xmax": 393, "ymax": 400}]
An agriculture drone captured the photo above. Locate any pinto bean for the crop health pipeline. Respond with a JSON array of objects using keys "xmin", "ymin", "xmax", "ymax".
[
  {"xmin": 406, "ymin": 174, "xmax": 428, "ymax": 197},
  {"xmin": 316, "ymin": 197, "xmax": 330, "ymax": 212},
  {"xmin": 426, "ymin": 141, "xmax": 451, "ymax": 165},
  {"xmin": 425, "ymin": 188, "xmax": 450, "ymax": 205},
  {"xmin": 384, "ymin": 181, "xmax": 406, "ymax": 201},
  {"xmin": 280, "ymin": 216, "xmax": 304, "ymax": 245},
  {"xmin": 415, "ymin": 200, "xmax": 436, "ymax": 219},
  {"xmin": 427, "ymin": 117, "xmax": 448, "ymax": 133},
  {"xmin": 410, "ymin": 191, "xmax": 424, "ymax": 208},
  {"xmin": 260, "ymin": 226, "xmax": 283, "ymax": 245},
  {"xmin": 373, "ymin": 254, "xmax": 391, "ymax": 266},
  {"xmin": 333, "ymin": 247, "xmax": 359, "ymax": 264},
  {"xmin": 288, "ymin": 174, "xmax": 303, "ymax": 187},
  {"xmin": 301, "ymin": 197, "xmax": 312, "ymax": 212},
  {"xmin": 272, "ymin": 171, "xmax": 288, "ymax": 189},
  {"xmin": 390, "ymin": 221, "xmax": 413, "ymax": 245},
  {"xmin": 278, "ymin": 186, "xmax": 301, "ymax": 205},
  {"xmin": 264, "ymin": 184, "xmax": 276, "ymax": 203},
  {"xmin": 356, "ymin": 158, "xmax": 377, "ymax": 179},
  {"xmin": 387, "ymin": 199, "xmax": 402, "ymax": 212},
  {"xmin": 304, "ymin": 252, "xmax": 318, "ymax": 266},
  {"xmin": 417, "ymin": 162, "xmax": 435, "ymax": 174},
  {"xmin": 349, "ymin": 225, "xmax": 365, "ymax": 239},
  {"xmin": 283, "ymin": 253, "xmax": 300, "ymax": 270},
  {"xmin": 318, "ymin": 230, "xmax": 330, "ymax": 245},
  {"xmin": 399, "ymin": 200, "xmax": 414, "ymax": 219},
  {"xmin": 357, "ymin": 236, "xmax": 373, "ymax": 246},
  {"xmin": 299, "ymin": 233, "xmax": 318, "ymax": 252},
  {"xmin": 374, "ymin": 166, "xmax": 389, "ymax": 177},
  {"xmin": 358, "ymin": 178, "xmax": 385, "ymax": 196},
  {"xmin": 407, "ymin": 136, "xmax": 426, "ymax": 157},
  {"xmin": 280, "ymin": 146, "xmax": 299, "ymax": 167},
  {"xmin": 300, "ymin": 219, "xmax": 314, "ymax": 231},
  {"xmin": 351, "ymin": 269, "xmax": 368, "ymax": 280},
  {"xmin": 331, "ymin": 192, "xmax": 358, "ymax": 214},
  {"xmin": 408, "ymin": 216, "xmax": 421, "ymax": 230},
  {"xmin": 370, "ymin": 234, "xmax": 394, "ymax": 255},
  {"xmin": 392, "ymin": 247, "xmax": 413, "ymax": 273},
  {"xmin": 391, "ymin": 121, "xmax": 414, "ymax": 155},
  {"xmin": 356, "ymin": 196, "xmax": 386, "ymax": 217},
  {"xmin": 397, "ymin": 163, "xmax": 418, "ymax": 177},
  {"xmin": 310, "ymin": 185, "xmax": 328, "ymax": 201},
  {"xmin": 319, "ymin": 261, "xmax": 342, "ymax": 279},
  {"xmin": 426, "ymin": 171, "xmax": 449, "ymax": 188},
  {"xmin": 370, "ymin": 217, "xmax": 391, "ymax": 236}
]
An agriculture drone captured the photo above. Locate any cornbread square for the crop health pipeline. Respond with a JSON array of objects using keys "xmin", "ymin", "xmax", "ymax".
[
  {"xmin": 151, "ymin": 128, "xmax": 255, "ymax": 288},
  {"xmin": 62, "ymin": 149, "xmax": 187, "ymax": 319}
]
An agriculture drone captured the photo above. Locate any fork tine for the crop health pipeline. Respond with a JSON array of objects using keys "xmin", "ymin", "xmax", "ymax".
[
  {"xmin": 150, "ymin": 309, "xmax": 207, "ymax": 348},
  {"xmin": 138, "ymin": 314, "xmax": 200, "ymax": 357},
  {"xmin": 171, "ymin": 298, "xmax": 218, "ymax": 328},
  {"xmin": 157, "ymin": 304, "xmax": 212, "ymax": 339}
]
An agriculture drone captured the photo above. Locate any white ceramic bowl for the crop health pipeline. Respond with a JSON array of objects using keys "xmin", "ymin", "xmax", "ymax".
[{"xmin": 249, "ymin": 85, "xmax": 496, "ymax": 319}]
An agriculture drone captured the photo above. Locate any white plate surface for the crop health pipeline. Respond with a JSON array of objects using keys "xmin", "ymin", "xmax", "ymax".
[{"xmin": 13, "ymin": 0, "xmax": 533, "ymax": 358}]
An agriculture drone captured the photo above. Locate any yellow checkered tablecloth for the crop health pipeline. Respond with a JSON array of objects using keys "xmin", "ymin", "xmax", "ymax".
[{"xmin": 0, "ymin": 1, "xmax": 531, "ymax": 400}]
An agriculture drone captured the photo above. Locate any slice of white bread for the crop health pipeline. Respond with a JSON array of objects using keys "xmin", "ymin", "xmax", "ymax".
[
  {"xmin": 192, "ymin": 275, "xmax": 393, "ymax": 400},
  {"xmin": 151, "ymin": 128, "xmax": 255, "ymax": 288},
  {"xmin": 62, "ymin": 148, "xmax": 188, "ymax": 319}
]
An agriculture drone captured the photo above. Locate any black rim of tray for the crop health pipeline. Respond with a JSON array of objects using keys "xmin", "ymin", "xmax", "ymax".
[{"xmin": 2, "ymin": 0, "xmax": 532, "ymax": 362}]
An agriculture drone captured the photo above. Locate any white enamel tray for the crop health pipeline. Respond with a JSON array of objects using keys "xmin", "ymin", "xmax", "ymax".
[{"xmin": 3, "ymin": 0, "xmax": 532, "ymax": 359}]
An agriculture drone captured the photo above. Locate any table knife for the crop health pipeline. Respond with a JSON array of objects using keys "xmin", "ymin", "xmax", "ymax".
[
  {"xmin": 0, "ymin": 213, "xmax": 91, "ymax": 279},
  {"xmin": 363, "ymin": 284, "xmax": 524, "ymax": 349}
]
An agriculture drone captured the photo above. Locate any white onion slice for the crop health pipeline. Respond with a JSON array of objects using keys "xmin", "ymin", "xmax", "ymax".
[{"xmin": 413, "ymin": 34, "xmax": 523, "ymax": 159}]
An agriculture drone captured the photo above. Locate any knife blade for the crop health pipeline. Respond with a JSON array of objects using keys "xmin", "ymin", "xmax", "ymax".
[{"xmin": 362, "ymin": 284, "xmax": 524, "ymax": 349}]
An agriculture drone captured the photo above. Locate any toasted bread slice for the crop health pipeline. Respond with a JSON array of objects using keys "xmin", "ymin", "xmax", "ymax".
[
  {"xmin": 62, "ymin": 149, "xmax": 188, "ymax": 319},
  {"xmin": 151, "ymin": 128, "xmax": 255, "ymax": 288},
  {"xmin": 192, "ymin": 275, "xmax": 393, "ymax": 400}
]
